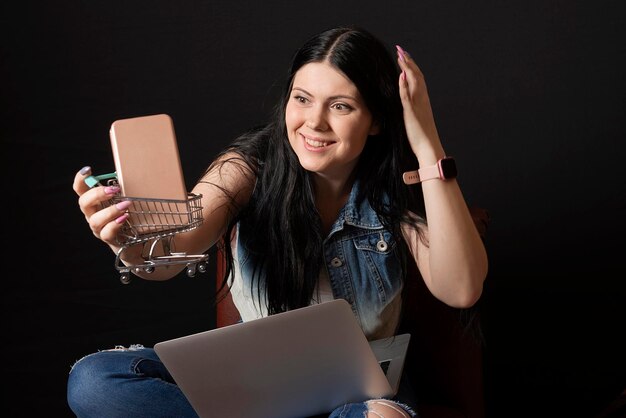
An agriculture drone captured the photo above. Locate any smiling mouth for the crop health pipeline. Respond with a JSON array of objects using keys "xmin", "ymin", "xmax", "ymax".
[{"xmin": 302, "ymin": 134, "xmax": 335, "ymax": 148}]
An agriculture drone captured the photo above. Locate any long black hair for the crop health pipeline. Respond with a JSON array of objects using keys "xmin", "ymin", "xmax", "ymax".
[{"xmin": 203, "ymin": 26, "xmax": 425, "ymax": 314}]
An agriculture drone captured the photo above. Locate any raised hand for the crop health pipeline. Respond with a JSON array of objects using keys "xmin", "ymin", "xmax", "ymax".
[{"xmin": 395, "ymin": 45, "xmax": 445, "ymax": 164}]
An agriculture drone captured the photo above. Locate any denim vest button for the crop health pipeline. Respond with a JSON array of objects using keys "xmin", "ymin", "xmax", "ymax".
[
  {"xmin": 376, "ymin": 240, "xmax": 388, "ymax": 251},
  {"xmin": 330, "ymin": 257, "xmax": 343, "ymax": 267}
]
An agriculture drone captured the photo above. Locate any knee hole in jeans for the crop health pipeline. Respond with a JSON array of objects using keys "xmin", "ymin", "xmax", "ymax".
[{"xmin": 364, "ymin": 399, "xmax": 414, "ymax": 418}]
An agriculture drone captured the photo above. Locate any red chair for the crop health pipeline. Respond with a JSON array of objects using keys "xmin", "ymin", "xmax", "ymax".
[{"xmin": 215, "ymin": 207, "xmax": 490, "ymax": 418}]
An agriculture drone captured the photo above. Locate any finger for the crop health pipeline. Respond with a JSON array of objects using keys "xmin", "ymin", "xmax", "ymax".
[
  {"xmin": 96, "ymin": 210, "xmax": 130, "ymax": 243},
  {"xmin": 395, "ymin": 46, "xmax": 426, "ymax": 99},
  {"xmin": 397, "ymin": 67, "xmax": 417, "ymax": 115},
  {"xmin": 73, "ymin": 166, "xmax": 93, "ymax": 196},
  {"xmin": 395, "ymin": 45, "xmax": 409, "ymax": 74},
  {"xmin": 396, "ymin": 45, "xmax": 423, "ymax": 77},
  {"xmin": 395, "ymin": 46, "xmax": 418, "ymax": 99},
  {"xmin": 78, "ymin": 181, "xmax": 120, "ymax": 213},
  {"xmin": 86, "ymin": 200, "xmax": 132, "ymax": 241},
  {"xmin": 398, "ymin": 70, "xmax": 411, "ymax": 105}
]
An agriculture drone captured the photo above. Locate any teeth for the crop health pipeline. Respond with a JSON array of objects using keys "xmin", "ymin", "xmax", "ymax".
[{"xmin": 305, "ymin": 137, "xmax": 329, "ymax": 147}]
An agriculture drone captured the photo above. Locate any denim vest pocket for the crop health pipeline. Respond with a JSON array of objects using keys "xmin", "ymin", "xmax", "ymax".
[
  {"xmin": 353, "ymin": 230, "xmax": 396, "ymax": 254},
  {"xmin": 350, "ymin": 230, "xmax": 400, "ymax": 306}
]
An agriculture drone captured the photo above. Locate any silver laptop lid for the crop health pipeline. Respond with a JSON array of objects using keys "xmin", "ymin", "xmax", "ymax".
[{"xmin": 154, "ymin": 299, "xmax": 394, "ymax": 418}]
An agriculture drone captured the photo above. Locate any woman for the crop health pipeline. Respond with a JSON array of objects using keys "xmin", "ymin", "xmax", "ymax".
[{"xmin": 68, "ymin": 26, "xmax": 487, "ymax": 418}]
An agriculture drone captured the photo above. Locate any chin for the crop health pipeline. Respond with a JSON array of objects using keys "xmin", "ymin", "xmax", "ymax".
[{"xmin": 297, "ymin": 159, "xmax": 324, "ymax": 174}]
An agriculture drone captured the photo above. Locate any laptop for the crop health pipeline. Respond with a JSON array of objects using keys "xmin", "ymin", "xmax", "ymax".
[{"xmin": 154, "ymin": 299, "xmax": 410, "ymax": 418}]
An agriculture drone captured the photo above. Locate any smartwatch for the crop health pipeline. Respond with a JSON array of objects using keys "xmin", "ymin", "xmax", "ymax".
[{"xmin": 402, "ymin": 157, "xmax": 457, "ymax": 185}]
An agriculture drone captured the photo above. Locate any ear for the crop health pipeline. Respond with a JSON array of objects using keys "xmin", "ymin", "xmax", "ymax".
[{"xmin": 368, "ymin": 120, "xmax": 381, "ymax": 136}]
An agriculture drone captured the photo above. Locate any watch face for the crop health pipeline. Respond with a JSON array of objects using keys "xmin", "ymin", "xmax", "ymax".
[{"xmin": 440, "ymin": 158, "xmax": 457, "ymax": 179}]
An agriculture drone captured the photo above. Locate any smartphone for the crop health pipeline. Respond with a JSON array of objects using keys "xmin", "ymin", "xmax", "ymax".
[{"xmin": 109, "ymin": 113, "xmax": 190, "ymax": 236}]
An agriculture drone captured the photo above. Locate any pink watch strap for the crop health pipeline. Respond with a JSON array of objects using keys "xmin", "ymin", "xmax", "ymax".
[{"xmin": 402, "ymin": 163, "xmax": 441, "ymax": 185}]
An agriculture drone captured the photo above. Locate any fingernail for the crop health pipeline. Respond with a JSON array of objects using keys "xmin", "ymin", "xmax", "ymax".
[
  {"xmin": 79, "ymin": 166, "xmax": 92, "ymax": 176},
  {"xmin": 395, "ymin": 45, "xmax": 405, "ymax": 62},
  {"xmin": 104, "ymin": 186, "xmax": 121, "ymax": 195},
  {"xmin": 115, "ymin": 200, "xmax": 132, "ymax": 211},
  {"xmin": 397, "ymin": 45, "xmax": 411, "ymax": 60},
  {"xmin": 115, "ymin": 213, "xmax": 130, "ymax": 224},
  {"xmin": 401, "ymin": 70, "xmax": 406, "ymax": 81}
]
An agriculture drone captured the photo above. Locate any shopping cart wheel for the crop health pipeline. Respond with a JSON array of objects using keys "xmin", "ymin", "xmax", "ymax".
[
  {"xmin": 197, "ymin": 262, "xmax": 208, "ymax": 274},
  {"xmin": 186, "ymin": 264, "xmax": 197, "ymax": 277},
  {"xmin": 120, "ymin": 273, "xmax": 131, "ymax": 284}
]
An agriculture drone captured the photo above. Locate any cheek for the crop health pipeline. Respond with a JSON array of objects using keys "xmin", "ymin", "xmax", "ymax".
[
  {"xmin": 284, "ymin": 108, "xmax": 299, "ymax": 146},
  {"xmin": 339, "ymin": 122, "xmax": 371, "ymax": 149},
  {"xmin": 284, "ymin": 104, "xmax": 300, "ymax": 131}
]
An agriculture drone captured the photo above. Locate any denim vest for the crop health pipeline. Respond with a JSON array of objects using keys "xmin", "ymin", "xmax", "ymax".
[{"xmin": 234, "ymin": 180, "xmax": 404, "ymax": 339}]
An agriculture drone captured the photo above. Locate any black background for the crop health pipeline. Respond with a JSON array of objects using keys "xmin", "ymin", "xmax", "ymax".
[{"xmin": 2, "ymin": 1, "xmax": 625, "ymax": 417}]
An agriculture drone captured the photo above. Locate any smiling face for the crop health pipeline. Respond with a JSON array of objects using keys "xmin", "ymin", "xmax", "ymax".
[{"xmin": 285, "ymin": 61, "xmax": 379, "ymax": 182}]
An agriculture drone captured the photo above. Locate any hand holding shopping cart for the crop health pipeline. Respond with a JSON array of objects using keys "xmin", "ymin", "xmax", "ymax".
[{"xmin": 84, "ymin": 172, "xmax": 209, "ymax": 284}]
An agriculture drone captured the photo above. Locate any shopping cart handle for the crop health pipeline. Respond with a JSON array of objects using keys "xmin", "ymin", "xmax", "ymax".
[{"xmin": 84, "ymin": 172, "xmax": 118, "ymax": 188}]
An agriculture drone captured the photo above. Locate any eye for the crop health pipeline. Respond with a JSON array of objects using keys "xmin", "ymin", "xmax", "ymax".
[
  {"xmin": 331, "ymin": 102, "xmax": 353, "ymax": 112},
  {"xmin": 293, "ymin": 95, "xmax": 309, "ymax": 104}
]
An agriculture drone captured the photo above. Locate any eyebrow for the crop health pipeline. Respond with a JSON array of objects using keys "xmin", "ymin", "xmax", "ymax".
[{"xmin": 291, "ymin": 87, "xmax": 359, "ymax": 102}]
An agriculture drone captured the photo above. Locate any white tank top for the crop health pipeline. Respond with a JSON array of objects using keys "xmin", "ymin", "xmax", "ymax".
[{"xmin": 228, "ymin": 231, "xmax": 401, "ymax": 340}]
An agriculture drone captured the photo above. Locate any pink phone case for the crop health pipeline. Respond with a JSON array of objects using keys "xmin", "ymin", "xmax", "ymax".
[{"xmin": 109, "ymin": 114, "xmax": 190, "ymax": 236}]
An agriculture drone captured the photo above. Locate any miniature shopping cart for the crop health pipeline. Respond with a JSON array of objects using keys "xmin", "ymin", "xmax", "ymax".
[{"xmin": 85, "ymin": 172, "xmax": 209, "ymax": 284}]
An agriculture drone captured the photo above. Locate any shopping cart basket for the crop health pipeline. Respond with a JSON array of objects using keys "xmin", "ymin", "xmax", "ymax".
[{"xmin": 85, "ymin": 172, "xmax": 209, "ymax": 284}]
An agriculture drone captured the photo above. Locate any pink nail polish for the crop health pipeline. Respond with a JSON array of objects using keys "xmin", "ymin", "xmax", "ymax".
[
  {"xmin": 115, "ymin": 200, "xmax": 132, "ymax": 211},
  {"xmin": 115, "ymin": 213, "xmax": 130, "ymax": 224},
  {"xmin": 105, "ymin": 186, "xmax": 121, "ymax": 194},
  {"xmin": 395, "ymin": 45, "xmax": 405, "ymax": 62},
  {"xmin": 397, "ymin": 45, "xmax": 411, "ymax": 61}
]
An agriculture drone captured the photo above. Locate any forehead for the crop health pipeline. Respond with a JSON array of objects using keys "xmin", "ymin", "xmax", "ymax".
[{"xmin": 292, "ymin": 62, "xmax": 360, "ymax": 98}]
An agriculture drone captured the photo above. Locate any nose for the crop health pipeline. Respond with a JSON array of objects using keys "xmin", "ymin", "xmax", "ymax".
[{"xmin": 305, "ymin": 106, "xmax": 328, "ymax": 131}]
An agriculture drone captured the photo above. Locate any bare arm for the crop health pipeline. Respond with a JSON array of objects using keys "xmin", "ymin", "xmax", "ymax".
[
  {"xmin": 72, "ymin": 152, "xmax": 255, "ymax": 281},
  {"xmin": 396, "ymin": 46, "xmax": 488, "ymax": 308}
]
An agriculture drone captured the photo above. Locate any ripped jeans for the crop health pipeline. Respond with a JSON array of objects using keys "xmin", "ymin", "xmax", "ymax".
[{"xmin": 67, "ymin": 346, "xmax": 418, "ymax": 418}]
